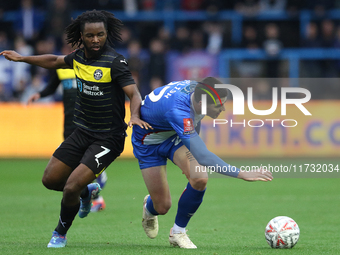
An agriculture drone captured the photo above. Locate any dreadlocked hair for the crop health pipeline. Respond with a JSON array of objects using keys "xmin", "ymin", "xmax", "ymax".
[{"xmin": 64, "ymin": 10, "xmax": 123, "ymax": 48}]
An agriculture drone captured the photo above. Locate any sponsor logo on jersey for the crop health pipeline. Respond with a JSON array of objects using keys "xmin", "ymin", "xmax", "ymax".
[
  {"xmin": 94, "ymin": 69, "xmax": 103, "ymax": 80},
  {"xmin": 183, "ymin": 118, "xmax": 195, "ymax": 135},
  {"xmin": 77, "ymin": 78, "xmax": 83, "ymax": 92},
  {"xmin": 78, "ymin": 80, "xmax": 104, "ymax": 96}
]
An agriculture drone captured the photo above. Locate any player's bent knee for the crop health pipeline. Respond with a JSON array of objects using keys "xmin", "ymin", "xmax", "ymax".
[
  {"xmin": 154, "ymin": 201, "xmax": 172, "ymax": 215},
  {"xmin": 42, "ymin": 176, "xmax": 64, "ymax": 191},
  {"xmin": 63, "ymin": 183, "xmax": 82, "ymax": 197},
  {"xmin": 190, "ymin": 177, "xmax": 208, "ymax": 191}
]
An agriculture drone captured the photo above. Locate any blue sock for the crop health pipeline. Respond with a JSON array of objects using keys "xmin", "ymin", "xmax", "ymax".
[
  {"xmin": 175, "ymin": 182, "xmax": 206, "ymax": 228},
  {"xmin": 146, "ymin": 195, "xmax": 159, "ymax": 215}
]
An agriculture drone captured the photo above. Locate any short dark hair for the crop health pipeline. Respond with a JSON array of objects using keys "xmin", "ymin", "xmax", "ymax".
[
  {"xmin": 194, "ymin": 77, "xmax": 228, "ymax": 104},
  {"xmin": 65, "ymin": 10, "xmax": 123, "ymax": 48}
]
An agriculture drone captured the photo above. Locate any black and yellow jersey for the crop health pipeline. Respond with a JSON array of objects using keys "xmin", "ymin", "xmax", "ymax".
[
  {"xmin": 39, "ymin": 69, "xmax": 77, "ymax": 139},
  {"xmin": 64, "ymin": 46, "xmax": 135, "ymax": 133},
  {"xmin": 55, "ymin": 69, "xmax": 77, "ymax": 137}
]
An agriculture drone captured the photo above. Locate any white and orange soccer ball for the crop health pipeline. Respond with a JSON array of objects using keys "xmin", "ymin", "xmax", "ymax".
[{"xmin": 265, "ymin": 216, "xmax": 300, "ymax": 249}]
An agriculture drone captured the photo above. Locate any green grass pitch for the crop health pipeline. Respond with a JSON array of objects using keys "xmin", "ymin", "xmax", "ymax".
[{"xmin": 0, "ymin": 158, "xmax": 339, "ymax": 254}]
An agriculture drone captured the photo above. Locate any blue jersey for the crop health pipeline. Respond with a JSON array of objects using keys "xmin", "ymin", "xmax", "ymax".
[
  {"xmin": 132, "ymin": 80, "xmax": 240, "ymax": 177},
  {"xmin": 133, "ymin": 80, "xmax": 203, "ymax": 145}
]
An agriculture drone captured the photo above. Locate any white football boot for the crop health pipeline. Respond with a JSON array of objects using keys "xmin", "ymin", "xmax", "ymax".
[
  {"xmin": 169, "ymin": 228, "xmax": 197, "ymax": 249},
  {"xmin": 142, "ymin": 195, "xmax": 159, "ymax": 239}
]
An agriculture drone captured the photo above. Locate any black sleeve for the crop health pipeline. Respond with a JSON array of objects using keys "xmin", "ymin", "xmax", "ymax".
[
  {"xmin": 39, "ymin": 70, "xmax": 60, "ymax": 98},
  {"xmin": 64, "ymin": 50, "xmax": 76, "ymax": 68},
  {"xmin": 111, "ymin": 55, "xmax": 135, "ymax": 88}
]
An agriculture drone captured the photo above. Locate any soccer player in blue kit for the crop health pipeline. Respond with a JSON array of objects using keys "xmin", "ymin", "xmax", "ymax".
[{"xmin": 132, "ymin": 77, "xmax": 273, "ymax": 248}]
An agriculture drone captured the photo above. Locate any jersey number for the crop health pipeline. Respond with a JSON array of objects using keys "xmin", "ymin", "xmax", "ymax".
[
  {"xmin": 95, "ymin": 146, "xmax": 111, "ymax": 168},
  {"xmin": 148, "ymin": 85, "xmax": 170, "ymax": 102}
]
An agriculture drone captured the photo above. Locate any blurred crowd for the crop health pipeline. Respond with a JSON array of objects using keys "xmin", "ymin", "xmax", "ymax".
[{"xmin": 0, "ymin": 0, "xmax": 340, "ymax": 102}]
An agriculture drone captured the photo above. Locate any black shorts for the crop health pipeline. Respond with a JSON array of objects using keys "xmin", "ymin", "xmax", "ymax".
[{"xmin": 53, "ymin": 127, "xmax": 126, "ymax": 176}]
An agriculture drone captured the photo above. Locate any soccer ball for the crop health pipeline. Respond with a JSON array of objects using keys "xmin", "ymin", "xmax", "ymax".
[{"xmin": 265, "ymin": 216, "xmax": 300, "ymax": 249}]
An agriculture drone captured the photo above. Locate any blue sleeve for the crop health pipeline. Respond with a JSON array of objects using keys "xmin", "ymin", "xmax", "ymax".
[{"xmin": 181, "ymin": 136, "xmax": 240, "ymax": 178}]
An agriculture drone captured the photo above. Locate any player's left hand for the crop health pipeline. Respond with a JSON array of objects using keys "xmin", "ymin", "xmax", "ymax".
[{"xmin": 128, "ymin": 116, "xmax": 153, "ymax": 130}]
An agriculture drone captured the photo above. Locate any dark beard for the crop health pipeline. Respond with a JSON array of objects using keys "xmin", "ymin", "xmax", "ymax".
[{"xmin": 83, "ymin": 41, "xmax": 107, "ymax": 59}]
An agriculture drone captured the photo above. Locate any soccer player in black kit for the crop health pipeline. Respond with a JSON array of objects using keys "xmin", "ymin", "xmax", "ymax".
[
  {"xmin": 1, "ymin": 10, "xmax": 151, "ymax": 248},
  {"xmin": 27, "ymin": 66, "xmax": 108, "ymax": 212},
  {"xmin": 27, "ymin": 68, "xmax": 77, "ymax": 139}
]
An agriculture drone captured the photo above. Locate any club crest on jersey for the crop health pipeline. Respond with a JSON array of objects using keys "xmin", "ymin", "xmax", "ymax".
[
  {"xmin": 94, "ymin": 69, "xmax": 103, "ymax": 80},
  {"xmin": 183, "ymin": 118, "xmax": 195, "ymax": 135},
  {"xmin": 180, "ymin": 82, "xmax": 196, "ymax": 94}
]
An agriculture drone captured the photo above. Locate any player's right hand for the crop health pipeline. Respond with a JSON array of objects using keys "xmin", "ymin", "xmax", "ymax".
[
  {"xmin": 27, "ymin": 93, "xmax": 41, "ymax": 104},
  {"xmin": 237, "ymin": 167, "xmax": 273, "ymax": 182},
  {"xmin": 0, "ymin": 50, "xmax": 23, "ymax": 62}
]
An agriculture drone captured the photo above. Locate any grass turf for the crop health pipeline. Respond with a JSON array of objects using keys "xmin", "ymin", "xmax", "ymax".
[{"xmin": 0, "ymin": 158, "xmax": 339, "ymax": 254}]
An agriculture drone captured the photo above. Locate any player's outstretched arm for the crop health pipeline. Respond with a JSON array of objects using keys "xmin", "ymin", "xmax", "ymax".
[
  {"xmin": 123, "ymin": 84, "xmax": 153, "ymax": 130},
  {"xmin": 0, "ymin": 50, "xmax": 68, "ymax": 69},
  {"xmin": 182, "ymin": 135, "xmax": 273, "ymax": 182}
]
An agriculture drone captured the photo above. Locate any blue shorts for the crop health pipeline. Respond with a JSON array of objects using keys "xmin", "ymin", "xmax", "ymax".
[{"xmin": 132, "ymin": 134, "xmax": 183, "ymax": 169}]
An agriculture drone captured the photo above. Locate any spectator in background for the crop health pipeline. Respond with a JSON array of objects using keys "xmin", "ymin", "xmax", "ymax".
[
  {"xmin": 191, "ymin": 29, "xmax": 206, "ymax": 51},
  {"xmin": 286, "ymin": 0, "xmax": 304, "ymax": 15},
  {"xmin": 124, "ymin": 0, "xmax": 138, "ymax": 15},
  {"xmin": 242, "ymin": 25, "xmax": 260, "ymax": 49},
  {"xmin": 171, "ymin": 26, "xmax": 191, "ymax": 53},
  {"xmin": 320, "ymin": 20, "xmax": 337, "ymax": 77},
  {"xmin": 157, "ymin": 27, "xmax": 171, "ymax": 51},
  {"xmin": 44, "ymin": 0, "xmax": 72, "ymax": 50},
  {"xmin": 148, "ymin": 38, "xmax": 166, "ymax": 84},
  {"xmin": 203, "ymin": 0, "xmax": 234, "ymax": 13},
  {"xmin": 0, "ymin": 82, "xmax": 11, "ymax": 102},
  {"xmin": 116, "ymin": 27, "xmax": 133, "ymax": 49},
  {"xmin": 237, "ymin": 25, "xmax": 263, "ymax": 77},
  {"xmin": 127, "ymin": 40, "xmax": 145, "ymax": 94},
  {"xmin": 306, "ymin": 0, "xmax": 334, "ymax": 16},
  {"xmin": 301, "ymin": 22, "xmax": 321, "ymax": 48},
  {"xmin": 300, "ymin": 22, "xmax": 322, "ymax": 77},
  {"xmin": 181, "ymin": 0, "xmax": 205, "ymax": 10},
  {"xmin": 0, "ymin": 31, "xmax": 11, "ymax": 52},
  {"xmin": 235, "ymin": 0, "xmax": 260, "ymax": 17},
  {"xmin": 263, "ymin": 23, "xmax": 283, "ymax": 77},
  {"xmin": 13, "ymin": 0, "xmax": 45, "ymax": 44},
  {"xmin": 11, "ymin": 36, "xmax": 33, "ymax": 100},
  {"xmin": 28, "ymin": 38, "xmax": 56, "ymax": 99},
  {"xmin": 259, "ymin": 0, "xmax": 286, "ymax": 13},
  {"xmin": 205, "ymin": 22, "xmax": 224, "ymax": 54},
  {"xmin": 320, "ymin": 20, "xmax": 335, "ymax": 48}
]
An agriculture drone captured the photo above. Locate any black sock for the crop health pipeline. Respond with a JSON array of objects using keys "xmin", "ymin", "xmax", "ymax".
[
  {"xmin": 80, "ymin": 186, "xmax": 89, "ymax": 199},
  {"xmin": 55, "ymin": 200, "xmax": 80, "ymax": 235}
]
